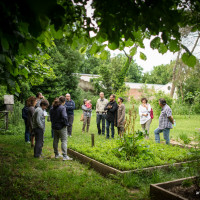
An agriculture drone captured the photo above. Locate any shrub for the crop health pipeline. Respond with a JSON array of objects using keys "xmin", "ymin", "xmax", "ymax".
[{"xmin": 150, "ymin": 91, "xmax": 173, "ymax": 116}]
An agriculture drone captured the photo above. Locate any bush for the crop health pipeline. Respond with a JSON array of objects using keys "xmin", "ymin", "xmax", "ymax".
[
  {"xmin": 171, "ymin": 100, "xmax": 192, "ymax": 115},
  {"xmin": 150, "ymin": 91, "xmax": 173, "ymax": 116},
  {"xmin": 73, "ymin": 88, "xmax": 99, "ymax": 109}
]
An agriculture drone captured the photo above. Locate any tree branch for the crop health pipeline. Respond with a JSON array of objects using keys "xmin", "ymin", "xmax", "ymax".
[{"xmin": 191, "ymin": 32, "xmax": 200, "ymax": 54}]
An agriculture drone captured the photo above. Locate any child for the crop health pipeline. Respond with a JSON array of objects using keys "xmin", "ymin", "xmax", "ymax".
[{"xmin": 86, "ymin": 100, "xmax": 92, "ymax": 109}]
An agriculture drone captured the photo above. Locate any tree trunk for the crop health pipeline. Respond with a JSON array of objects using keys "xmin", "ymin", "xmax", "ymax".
[{"xmin": 170, "ymin": 51, "xmax": 180, "ymax": 97}]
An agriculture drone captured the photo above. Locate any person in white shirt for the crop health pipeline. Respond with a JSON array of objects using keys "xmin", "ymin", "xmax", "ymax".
[
  {"xmin": 96, "ymin": 92, "xmax": 108, "ymax": 135},
  {"xmin": 139, "ymin": 98, "xmax": 152, "ymax": 139}
]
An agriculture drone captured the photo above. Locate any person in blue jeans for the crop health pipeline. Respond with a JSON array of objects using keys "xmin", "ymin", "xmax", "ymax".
[
  {"xmin": 22, "ymin": 102, "xmax": 30, "ymax": 143},
  {"xmin": 65, "ymin": 93, "xmax": 75, "ymax": 137},
  {"xmin": 154, "ymin": 98, "xmax": 174, "ymax": 145},
  {"xmin": 104, "ymin": 94, "xmax": 118, "ymax": 139}
]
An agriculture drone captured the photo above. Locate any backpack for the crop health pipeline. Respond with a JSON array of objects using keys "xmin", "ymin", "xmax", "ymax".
[
  {"xmin": 150, "ymin": 108, "xmax": 154, "ymax": 119},
  {"xmin": 22, "ymin": 106, "xmax": 28, "ymax": 120}
]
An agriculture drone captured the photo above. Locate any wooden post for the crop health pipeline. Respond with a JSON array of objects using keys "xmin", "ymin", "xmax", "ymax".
[
  {"xmin": 5, "ymin": 112, "xmax": 8, "ymax": 130},
  {"xmin": 91, "ymin": 134, "xmax": 95, "ymax": 147}
]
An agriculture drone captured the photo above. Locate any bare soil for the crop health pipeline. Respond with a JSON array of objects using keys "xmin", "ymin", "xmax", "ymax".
[{"xmin": 168, "ymin": 185, "xmax": 200, "ymax": 200}]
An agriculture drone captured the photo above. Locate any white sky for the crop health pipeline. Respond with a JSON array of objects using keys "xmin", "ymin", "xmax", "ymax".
[
  {"xmin": 86, "ymin": 2, "xmax": 177, "ymax": 73},
  {"xmin": 85, "ymin": 1, "xmax": 199, "ymax": 73},
  {"xmin": 109, "ymin": 39, "xmax": 177, "ymax": 73}
]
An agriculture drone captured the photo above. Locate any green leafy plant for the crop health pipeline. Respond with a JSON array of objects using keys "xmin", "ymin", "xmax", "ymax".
[
  {"xmin": 114, "ymin": 105, "xmax": 154, "ymax": 162},
  {"xmin": 179, "ymin": 133, "xmax": 191, "ymax": 145}
]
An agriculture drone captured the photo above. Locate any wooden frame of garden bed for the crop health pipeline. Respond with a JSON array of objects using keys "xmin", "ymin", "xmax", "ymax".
[
  {"xmin": 68, "ymin": 148, "xmax": 193, "ymax": 176},
  {"xmin": 150, "ymin": 176, "xmax": 196, "ymax": 200}
]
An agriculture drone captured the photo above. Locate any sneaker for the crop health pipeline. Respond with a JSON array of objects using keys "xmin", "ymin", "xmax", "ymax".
[
  {"xmin": 55, "ymin": 154, "xmax": 63, "ymax": 159},
  {"xmin": 63, "ymin": 156, "xmax": 73, "ymax": 161}
]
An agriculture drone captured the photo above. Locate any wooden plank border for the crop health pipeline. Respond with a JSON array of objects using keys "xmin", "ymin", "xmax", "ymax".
[
  {"xmin": 68, "ymin": 148, "xmax": 193, "ymax": 176},
  {"xmin": 150, "ymin": 177, "xmax": 196, "ymax": 200}
]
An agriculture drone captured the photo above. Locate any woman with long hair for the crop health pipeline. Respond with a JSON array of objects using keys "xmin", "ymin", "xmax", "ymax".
[{"xmin": 27, "ymin": 96, "xmax": 37, "ymax": 147}]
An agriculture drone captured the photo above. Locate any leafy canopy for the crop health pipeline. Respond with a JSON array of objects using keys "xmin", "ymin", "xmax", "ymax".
[{"xmin": 1, "ymin": 0, "xmax": 200, "ymax": 93}]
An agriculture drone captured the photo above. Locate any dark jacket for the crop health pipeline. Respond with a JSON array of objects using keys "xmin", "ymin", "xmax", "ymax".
[
  {"xmin": 22, "ymin": 106, "xmax": 29, "ymax": 121},
  {"xmin": 27, "ymin": 106, "xmax": 35, "ymax": 133},
  {"xmin": 104, "ymin": 101, "xmax": 118, "ymax": 122},
  {"xmin": 50, "ymin": 105, "xmax": 69, "ymax": 130},
  {"xmin": 65, "ymin": 100, "xmax": 75, "ymax": 116}
]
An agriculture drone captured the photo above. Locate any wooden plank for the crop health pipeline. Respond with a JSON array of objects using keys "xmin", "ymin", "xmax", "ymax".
[
  {"xmin": 150, "ymin": 177, "xmax": 196, "ymax": 200},
  {"xmin": 67, "ymin": 148, "xmax": 194, "ymax": 176}
]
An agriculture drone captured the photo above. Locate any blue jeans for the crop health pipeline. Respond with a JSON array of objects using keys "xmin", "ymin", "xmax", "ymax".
[
  {"xmin": 106, "ymin": 120, "xmax": 114, "ymax": 139},
  {"xmin": 96, "ymin": 114, "xmax": 106, "ymax": 135},
  {"xmin": 154, "ymin": 128, "xmax": 170, "ymax": 144},
  {"xmin": 24, "ymin": 119, "xmax": 30, "ymax": 142}
]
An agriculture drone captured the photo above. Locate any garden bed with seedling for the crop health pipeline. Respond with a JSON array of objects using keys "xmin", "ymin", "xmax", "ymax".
[
  {"xmin": 68, "ymin": 148, "xmax": 195, "ymax": 176},
  {"xmin": 150, "ymin": 176, "xmax": 200, "ymax": 200},
  {"xmin": 68, "ymin": 107, "xmax": 197, "ymax": 174}
]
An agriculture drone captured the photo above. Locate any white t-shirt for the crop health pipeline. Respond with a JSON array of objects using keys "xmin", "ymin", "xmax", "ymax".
[{"xmin": 139, "ymin": 104, "xmax": 151, "ymax": 124}]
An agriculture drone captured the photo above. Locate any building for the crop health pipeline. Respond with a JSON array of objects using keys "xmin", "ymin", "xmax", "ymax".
[{"xmin": 77, "ymin": 74, "xmax": 177, "ymax": 99}]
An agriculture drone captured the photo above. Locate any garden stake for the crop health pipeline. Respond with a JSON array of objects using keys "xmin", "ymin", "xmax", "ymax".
[{"xmin": 91, "ymin": 134, "xmax": 95, "ymax": 147}]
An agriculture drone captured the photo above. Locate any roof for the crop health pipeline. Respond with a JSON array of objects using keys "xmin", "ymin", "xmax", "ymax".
[
  {"xmin": 76, "ymin": 73, "xmax": 171, "ymax": 90},
  {"xmin": 125, "ymin": 82, "xmax": 169, "ymax": 90}
]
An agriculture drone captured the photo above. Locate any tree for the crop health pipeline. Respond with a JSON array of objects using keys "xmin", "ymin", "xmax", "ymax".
[
  {"xmin": 126, "ymin": 62, "xmax": 143, "ymax": 83},
  {"xmin": 170, "ymin": 29, "xmax": 200, "ymax": 97},
  {"xmin": 142, "ymin": 63, "xmax": 174, "ymax": 85},
  {"xmin": 31, "ymin": 39, "xmax": 82, "ymax": 104},
  {"xmin": 1, "ymin": 0, "xmax": 200, "ymax": 94}
]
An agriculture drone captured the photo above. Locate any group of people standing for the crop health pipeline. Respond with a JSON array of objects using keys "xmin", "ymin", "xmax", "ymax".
[
  {"xmin": 22, "ymin": 93, "xmax": 49, "ymax": 158},
  {"xmin": 139, "ymin": 97, "xmax": 174, "ymax": 144},
  {"xmin": 82, "ymin": 92, "xmax": 126, "ymax": 139},
  {"xmin": 22, "ymin": 93, "xmax": 74, "ymax": 160},
  {"xmin": 22, "ymin": 91, "xmax": 175, "ymax": 159}
]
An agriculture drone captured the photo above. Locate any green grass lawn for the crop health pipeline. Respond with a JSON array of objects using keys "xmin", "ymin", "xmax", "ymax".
[
  {"xmin": 0, "ymin": 135, "xmax": 132, "ymax": 200},
  {"xmin": 69, "ymin": 110, "xmax": 200, "ymax": 141},
  {"xmin": 61, "ymin": 110, "xmax": 198, "ymax": 170},
  {"xmin": 0, "ymin": 110, "xmax": 199, "ymax": 200}
]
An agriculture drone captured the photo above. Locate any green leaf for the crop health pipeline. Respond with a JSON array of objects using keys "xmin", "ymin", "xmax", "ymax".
[
  {"xmin": 1, "ymin": 37, "xmax": 9, "ymax": 51},
  {"xmin": 50, "ymin": 25, "xmax": 63, "ymax": 39},
  {"xmin": 19, "ymin": 40, "xmax": 38, "ymax": 54},
  {"xmin": 79, "ymin": 46, "xmax": 87, "ymax": 54},
  {"xmin": 21, "ymin": 68, "xmax": 29, "ymax": 78},
  {"xmin": 119, "ymin": 41, "xmax": 125, "ymax": 51},
  {"xmin": 150, "ymin": 37, "xmax": 160, "ymax": 49},
  {"xmin": 140, "ymin": 52, "xmax": 147, "ymax": 60},
  {"xmin": 108, "ymin": 42, "xmax": 118, "ymax": 50},
  {"xmin": 130, "ymin": 47, "xmax": 137, "ymax": 56},
  {"xmin": 125, "ymin": 39, "xmax": 134, "ymax": 47},
  {"xmin": 13, "ymin": 68, "xmax": 19, "ymax": 76},
  {"xmin": 181, "ymin": 53, "xmax": 196, "ymax": 67},
  {"xmin": 90, "ymin": 43, "xmax": 99, "ymax": 55},
  {"xmin": 158, "ymin": 43, "xmax": 168, "ymax": 54},
  {"xmin": 169, "ymin": 40, "xmax": 180, "ymax": 52},
  {"xmin": 6, "ymin": 56, "xmax": 12, "ymax": 65},
  {"xmin": 0, "ymin": 54, "xmax": 6, "ymax": 63},
  {"xmin": 100, "ymin": 50, "xmax": 108, "ymax": 60}
]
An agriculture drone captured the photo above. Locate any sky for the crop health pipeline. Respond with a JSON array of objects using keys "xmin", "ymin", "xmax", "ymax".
[
  {"xmin": 85, "ymin": 1, "xmax": 178, "ymax": 73},
  {"xmin": 109, "ymin": 39, "xmax": 177, "ymax": 73}
]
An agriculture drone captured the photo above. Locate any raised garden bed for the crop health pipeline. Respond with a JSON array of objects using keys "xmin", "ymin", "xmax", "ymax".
[
  {"xmin": 68, "ymin": 134, "xmax": 195, "ymax": 171},
  {"xmin": 150, "ymin": 176, "xmax": 200, "ymax": 200},
  {"xmin": 68, "ymin": 148, "xmax": 194, "ymax": 176}
]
